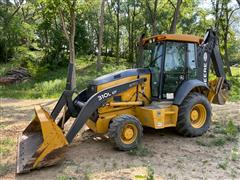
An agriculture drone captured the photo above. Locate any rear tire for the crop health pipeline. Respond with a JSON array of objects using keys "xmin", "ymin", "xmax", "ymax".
[
  {"xmin": 108, "ymin": 115, "xmax": 143, "ymax": 151},
  {"xmin": 176, "ymin": 92, "xmax": 212, "ymax": 137}
]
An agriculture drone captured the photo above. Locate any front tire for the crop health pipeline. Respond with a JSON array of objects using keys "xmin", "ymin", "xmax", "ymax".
[
  {"xmin": 176, "ymin": 92, "xmax": 212, "ymax": 137},
  {"xmin": 108, "ymin": 115, "xmax": 143, "ymax": 151}
]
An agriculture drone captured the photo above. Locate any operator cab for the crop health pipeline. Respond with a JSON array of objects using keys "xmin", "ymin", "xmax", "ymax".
[{"xmin": 141, "ymin": 34, "xmax": 202, "ymax": 101}]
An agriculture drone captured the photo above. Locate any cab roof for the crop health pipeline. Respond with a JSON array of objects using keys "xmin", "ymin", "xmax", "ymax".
[{"xmin": 142, "ymin": 34, "xmax": 203, "ymax": 45}]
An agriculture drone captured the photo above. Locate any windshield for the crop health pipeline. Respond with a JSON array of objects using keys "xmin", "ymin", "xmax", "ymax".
[{"xmin": 142, "ymin": 43, "xmax": 162, "ymax": 68}]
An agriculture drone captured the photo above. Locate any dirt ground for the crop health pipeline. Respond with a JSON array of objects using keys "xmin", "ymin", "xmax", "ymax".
[{"xmin": 0, "ymin": 98, "xmax": 239, "ymax": 180}]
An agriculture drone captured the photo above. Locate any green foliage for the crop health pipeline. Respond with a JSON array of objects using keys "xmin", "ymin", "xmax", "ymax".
[
  {"xmin": 224, "ymin": 120, "xmax": 239, "ymax": 140},
  {"xmin": 196, "ymin": 120, "xmax": 239, "ymax": 147},
  {"xmin": 10, "ymin": 46, "xmax": 48, "ymax": 77},
  {"xmin": 210, "ymin": 67, "xmax": 240, "ymax": 101},
  {"xmin": 0, "ymin": 1, "xmax": 36, "ymax": 63},
  {"xmin": 128, "ymin": 145, "xmax": 153, "ymax": 157},
  {"xmin": 210, "ymin": 138, "xmax": 226, "ymax": 146},
  {"xmin": 228, "ymin": 68, "xmax": 240, "ymax": 101},
  {"xmin": 0, "ymin": 0, "xmax": 239, "ymax": 67},
  {"xmin": 147, "ymin": 165, "xmax": 155, "ymax": 180},
  {"xmin": 228, "ymin": 79, "xmax": 240, "ymax": 101},
  {"xmin": 215, "ymin": 120, "xmax": 239, "ymax": 140},
  {"xmin": 218, "ymin": 160, "xmax": 228, "ymax": 170}
]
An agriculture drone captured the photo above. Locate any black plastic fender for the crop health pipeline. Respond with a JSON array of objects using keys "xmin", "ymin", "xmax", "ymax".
[{"xmin": 173, "ymin": 80, "xmax": 209, "ymax": 105}]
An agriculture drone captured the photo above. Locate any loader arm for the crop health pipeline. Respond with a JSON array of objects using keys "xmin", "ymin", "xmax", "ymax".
[
  {"xmin": 66, "ymin": 77, "xmax": 146, "ymax": 142},
  {"xmin": 16, "ymin": 77, "xmax": 146, "ymax": 173}
]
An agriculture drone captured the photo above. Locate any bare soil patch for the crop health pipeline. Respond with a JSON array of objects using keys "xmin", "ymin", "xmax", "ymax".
[{"xmin": 0, "ymin": 98, "xmax": 239, "ymax": 180}]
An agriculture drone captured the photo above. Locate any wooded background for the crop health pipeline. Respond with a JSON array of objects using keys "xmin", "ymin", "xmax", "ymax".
[{"xmin": 0, "ymin": 0, "xmax": 239, "ymax": 76}]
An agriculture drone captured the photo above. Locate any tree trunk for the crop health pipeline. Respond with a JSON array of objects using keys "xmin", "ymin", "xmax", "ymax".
[
  {"xmin": 60, "ymin": 0, "xmax": 77, "ymax": 90},
  {"xmin": 97, "ymin": 0, "xmax": 106, "ymax": 71},
  {"xmin": 152, "ymin": 0, "xmax": 158, "ymax": 35},
  {"xmin": 169, "ymin": 0, "xmax": 182, "ymax": 34},
  {"xmin": 214, "ymin": 0, "xmax": 220, "ymax": 35},
  {"xmin": 130, "ymin": 0, "xmax": 136, "ymax": 62},
  {"xmin": 68, "ymin": 3, "xmax": 77, "ymax": 90},
  {"xmin": 223, "ymin": 33, "xmax": 232, "ymax": 76},
  {"xmin": 223, "ymin": 10, "xmax": 232, "ymax": 76},
  {"xmin": 136, "ymin": 34, "xmax": 145, "ymax": 67},
  {"xmin": 68, "ymin": 35, "xmax": 76, "ymax": 90},
  {"xmin": 127, "ymin": 4, "xmax": 132, "ymax": 62},
  {"xmin": 116, "ymin": 0, "xmax": 120, "ymax": 64},
  {"xmin": 145, "ymin": 0, "xmax": 158, "ymax": 35}
]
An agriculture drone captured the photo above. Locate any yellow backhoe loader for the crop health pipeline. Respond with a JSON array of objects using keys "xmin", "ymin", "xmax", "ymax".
[{"xmin": 16, "ymin": 29, "xmax": 230, "ymax": 173}]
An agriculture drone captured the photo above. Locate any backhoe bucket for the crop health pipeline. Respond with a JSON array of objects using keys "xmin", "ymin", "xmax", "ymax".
[
  {"xmin": 208, "ymin": 77, "xmax": 228, "ymax": 105},
  {"xmin": 17, "ymin": 106, "xmax": 68, "ymax": 174},
  {"xmin": 212, "ymin": 88, "xmax": 228, "ymax": 105}
]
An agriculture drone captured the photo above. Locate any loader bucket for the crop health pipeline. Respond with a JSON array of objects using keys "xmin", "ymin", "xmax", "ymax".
[{"xmin": 17, "ymin": 105, "xmax": 68, "ymax": 174}]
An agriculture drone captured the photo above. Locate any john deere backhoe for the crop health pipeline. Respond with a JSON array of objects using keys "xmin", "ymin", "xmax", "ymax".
[{"xmin": 16, "ymin": 29, "xmax": 230, "ymax": 173}]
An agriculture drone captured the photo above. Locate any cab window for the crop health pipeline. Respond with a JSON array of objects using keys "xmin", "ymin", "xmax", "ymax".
[
  {"xmin": 187, "ymin": 43, "xmax": 197, "ymax": 78},
  {"xmin": 165, "ymin": 42, "xmax": 185, "ymax": 71}
]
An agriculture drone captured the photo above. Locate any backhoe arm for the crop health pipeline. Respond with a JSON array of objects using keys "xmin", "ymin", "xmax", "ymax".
[{"xmin": 197, "ymin": 29, "xmax": 230, "ymax": 104}]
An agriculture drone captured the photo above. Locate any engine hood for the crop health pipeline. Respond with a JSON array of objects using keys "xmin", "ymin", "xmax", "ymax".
[{"xmin": 90, "ymin": 68, "xmax": 150, "ymax": 86}]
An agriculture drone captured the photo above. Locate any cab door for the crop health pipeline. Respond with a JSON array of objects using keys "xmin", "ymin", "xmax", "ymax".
[
  {"xmin": 149, "ymin": 43, "xmax": 164, "ymax": 98},
  {"xmin": 161, "ymin": 41, "xmax": 187, "ymax": 99}
]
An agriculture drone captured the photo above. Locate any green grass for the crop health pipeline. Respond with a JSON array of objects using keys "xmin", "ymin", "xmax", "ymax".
[
  {"xmin": 196, "ymin": 120, "xmax": 240, "ymax": 147},
  {"xmin": 209, "ymin": 67, "xmax": 240, "ymax": 101},
  {"xmin": 227, "ymin": 67, "xmax": 240, "ymax": 101},
  {"xmin": 196, "ymin": 139, "xmax": 208, "ymax": 146},
  {"xmin": 218, "ymin": 160, "xmax": 228, "ymax": 170},
  {"xmin": 210, "ymin": 138, "xmax": 226, "ymax": 146},
  {"xmin": 147, "ymin": 165, "xmax": 155, "ymax": 180},
  {"xmin": 128, "ymin": 145, "xmax": 153, "ymax": 157},
  {"xmin": 135, "ymin": 175, "xmax": 147, "ymax": 179},
  {"xmin": 213, "ymin": 120, "xmax": 240, "ymax": 141},
  {"xmin": 0, "ymin": 124, "xmax": 6, "ymax": 129},
  {"xmin": 0, "ymin": 138, "xmax": 15, "ymax": 156},
  {"xmin": 0, "ymin": 164, "xmax": 10, "ymax": 176},
  {"xmin": 56, "ymin": 175, "xmax": 77, "ymax": 180},
  {"xmin": 1, "ymin": 56, "xmax": 130, "ymax": 99}
]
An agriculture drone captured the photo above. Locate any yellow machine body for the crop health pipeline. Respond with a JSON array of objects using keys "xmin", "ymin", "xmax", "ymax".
[
  {"xmin": 86, "ymin": 73, "xmax": 179, "ymax": 134},
  {"xmin": 135, "ymin": 105, "xmax": 178, "ymax": 129},
  {"xmin": 86, "ymin": 75, "xmax": 223, "ymax": 134}
]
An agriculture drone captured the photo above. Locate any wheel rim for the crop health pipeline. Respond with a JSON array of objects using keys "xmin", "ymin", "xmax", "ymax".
[
  {"xmin": 190, "ymin": 104, "xmax": 207, "ymax": 128},
  {"xmin": 120, "ymin": 124, "xmax": 138, "ymax": 144}
]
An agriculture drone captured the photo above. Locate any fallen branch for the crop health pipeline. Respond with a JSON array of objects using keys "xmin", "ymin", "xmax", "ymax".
[{"xmin": 0, "ymin": 67, "xmax": 31, "ymax": 85}]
